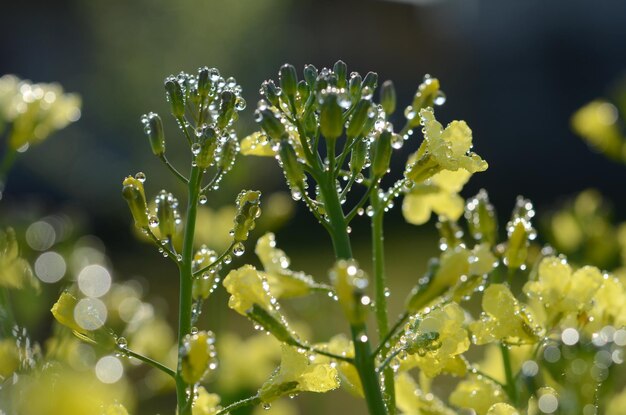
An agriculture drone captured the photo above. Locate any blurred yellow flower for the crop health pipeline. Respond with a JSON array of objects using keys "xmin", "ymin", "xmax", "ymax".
[
  {"xmin": 449, "ymin": 375, "xmax": 507, "ymax": 415},
  {"xmin": 258, "ymin": 345, "xmax": 339, "ymax": 402},
  {"xmin": 571, "ymin": 100, "xmax": 624, "ymax": 161},
  {"xmin": 223, "ymin": 265, "xmax": 274, "ymax": 316},
  {"xmin": 192, "ymin": 386, "xmax": 221, "ymax": 415},
  {"xmin": 395, "ymin": 372, "xmax": 456, "ymax": 415},
  {"xmin": 0, "ymin": 227, "xmax": 38, "ymax": 291},
  {"xmin": 0, "ymin": 74, "xmax": 81, "ymax": 150}
]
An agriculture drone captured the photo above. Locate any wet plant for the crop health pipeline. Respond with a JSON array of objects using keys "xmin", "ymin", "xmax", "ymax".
[{"xmin": 2, "ymin": 62, "xmax": 626, "ymax": 415}]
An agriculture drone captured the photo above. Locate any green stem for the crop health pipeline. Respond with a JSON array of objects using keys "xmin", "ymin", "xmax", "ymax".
[
  {"xmin": 500, "ymin": 343, "xmax": 519, "ymax": 405},
  {"xmin": 351, "ymin": 324, "xmax": 388, "ymax": 415},
  {"xmin": 371, "ymin": 190, "xmax": 395, "ymax": 413},
  {"xmin": 215, "ymin": 395, "xmax": 261, "ymax": 415},
  {"xmin": 120, "ymin": 346, "xmax": 176, "ymax": 379},
  {"xmin": 176, "ymin": 165, "xmax": 202, "ymax": 415},
  {"xmin": 319, "ymin": 177, "xmax": 386, "ymax": 415},
  {"xmin": 373, "ymin": 311, "xmax": 409, "ymax": 357}
]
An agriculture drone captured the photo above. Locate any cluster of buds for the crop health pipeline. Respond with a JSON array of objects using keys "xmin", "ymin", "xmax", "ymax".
[{"xmin": 140, "ymin": 67, "xmax": 246, "ymax": 181}]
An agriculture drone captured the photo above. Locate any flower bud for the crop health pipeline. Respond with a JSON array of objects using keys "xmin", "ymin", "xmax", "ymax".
[
  {"xmin": 303, "ymin": 111, "xmax": 318, "ymax": 138},
  {"xmin": 371, "ymin": 130, "xmax": 392, "ymax": 177},
  {"xmin": 122, "ymin": 175, "xmax": 149, "ymax": 228},
  {"xmin": 218, "ymin": 136, "xmax": 239, "ymax": 173},
  {"xmin": 320, "ymin": 94, "xmax": 343, "ymax": 140},
  {"xmin": 408, "ymin": 76, "xmax": 441, "ymax": 127},
  {"xmin": 233, "ymin": 190, "xmax": 262, "ymax": 242},
  {"xmin": 197, "ymin": 66, "xmax": 211, "ymax": 97},
  {"xmin": 465, "ymin": 189, "xmax": 497, "ymax": 246},
  {"xmin": 142, "ymin": 113, "xmax": 165, "ymax": 156},
  {"xmin": 218, "ymin": 90, "xmax": 236, "ymax": 129},
  {"xmin": 346, "ymin": 99, "xmax": 371, "ymax": 138},
  {"xmin": 164, "ymin": 77, "xmax": 185, "ymax": 118},
  {"xmin": 504, "ymin": 197, "xmax": 535, "ymax": 270},
  {"xmin": 333, "ymin": 60, "xmax": 348, "ymax": 89},
  {"xmin": 437, "ymin": 218, "xmax": 464, "ymax": 249},
  {"xmin": 303, "ymin": 64, "xmax": 318, "ymax": 87},
  {"xmin": 181, "ymin": 330, "xmax": 217, "ymax": 384},
  {"xmin": 380, "ymin": 80, "xmax": 396, "ymax": 116},
  {"xmin": 155, "ymin": 190, "xmax": 179, "ymax": 238},
  {"xmin": 349, "ymin": 73, "xmax": 362, "ymax": 100},
  {"xmin": 349, "ymin": 139, "xmax": 368, "ymax": 174},
  {"xmin": 195, "ymin": 127, "xmax": 218, "ymax": 168},
  {"xmin": 279, "ymin": 64, "xmax": 298, "ymax": 100},
  {"xmin": 297, "ymin": 80, "xmax": 309, "ymax": 105},
  {"xmin": 279, "ymin": 140, "xmax": 305, "ymax": 191},
  {"xmin": 330, "ymin": 259, "xmax": 369, "ymax": 325},
  {"xmin": 259, "ymin": 109, "xmax": 287, "ymax": 141},
  {"xmin": 362, "ymin": 72, "xmax": 378, "ymax": 90},
  {"xmin": 261, "ymin": 80, "xmax": 281, "ymax": 107},
  {"xmin": 247, "ymin": 304, "xmax": 298, "ymax": 346}
]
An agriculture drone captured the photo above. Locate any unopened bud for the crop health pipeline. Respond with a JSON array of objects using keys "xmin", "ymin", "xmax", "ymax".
[
  {"xmin": 155, "ymin": 190, "xmax": 178, "ymax": 238},
  {"xmin": 371, "ymin": 130, "xmax": 392, "ymax": 177},
  {"xmin": 164, "ymin": 77, "xmax": 185, "ymax": 118},
  {"xmin": 233, "ymin": 190, "xmax": 262, "ymax": 242},
  {"xmin": 279, "ymin": 140, "xmax": 305, "ymax": 191},
  {"xmin": 346, "ymin": 99, "xmax": 371, "ymax": 138},
  {"xmin": 143, "ymin": 113, "xmax": 165, "ymax": 156},
  {"xmin": 197, "ymin": 67, "xmax": 211, "ymax": 97},
  {"xmin": 218, "ymin": 90, "xmax": 236, "ymax": 129},
  {"xmin": 465, "ymin": 189, "xmax": 497, "ymax": 246},
  {"xmin": 196, "ymin": 127, "xmax": 218, "ymax": 168},
  {"xmin": 122, "ymin": 175, "xmax": 149, "ymax": 228},
  {"xmin": 303, "ymin": 64, "xmax": 318, "ymax": 87},
  {"xmin": 362, "ymin": 72, "xmax": 378, "ymax": 90},
  {"xmin": 333, "ymin": 60, "xmax": 348, "ymax": 89},
  {"xmin": 218, "ymin": 137, "xmax": 239, "ymax": 173},
  {"xmin": 279, "ymin": 64, "xmax": 298, "ymax": 100},
  {"xmin": 349, "ymin": 139, "xmax": 368, "ymax": 174},
  {"xmin": 320, "ymin": 94, "xmax": 343, "ymax": 140},
  {"xmin": 380, "ymin": 80, "xmax": 396, "ymax": 115},
  {"xmin": 181, "ymin": 331, "xmax": 217, "ymax": 384},
  {"xmin": 349, "ymin": 73, "xmax": 362, "ymax": 100},
  {"xmin": 259, "ymin": 109, "xmax": 286, "ymax": 141}
]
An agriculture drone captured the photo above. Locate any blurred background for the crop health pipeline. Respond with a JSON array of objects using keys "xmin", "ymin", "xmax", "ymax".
[{"xmin": 2, "ymin": 0, "xmax": 626, "ymax": 413}]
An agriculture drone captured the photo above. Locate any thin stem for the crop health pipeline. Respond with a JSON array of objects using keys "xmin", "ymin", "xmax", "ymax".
[
  {"xmin": 301, "ymin": 191, "xmax": 333, "ymax": 234},
  {"xmin": 339, "ymin": 174, "xmax": 356, "ymax": 202},
  {"xmin": 159, "ymin": 155, "xmax": 188, "ymax": 184},
  {"xmin": 500, "ymin": 343, "xmax": 519, "ymax": 405},
  {"xmin": 215, "ymin": 395, "xmax": 261, "ymax": 415},
  {"xmin": 374, "ymin": 312, "xmax": 409, "ymax": 357},
  {"xmin": 200, "ymin": 168, "xmax": 223, "ymax": 193},
  {"xmin": 377, "ymin": 347, "xmax": 403, "ymax": 373},
  {"xmin": 293, "ymin": 341, "xmax": 354, "ymax": 364},
  {"xmin": 144, "ymin": 228, "xmax": 179, "ymax": 265},
  {"xmin": 469, "ymin": 366, "xmax": 506, "ymax": 390},
  {"xmin": 120, "ymin": 346, "xmax": 176, "ymax": 379},
  {"xmin": 0, "ymin": 147, "xmax": 18, "ymax": 191},
  {"xmin": 371, "ymin": 187, "xmax": 395, "ymax": 412},
  {"xmin": 175, "ymin": 164, "xmax": 202, "ymax": 415},
  {"xmin": 176, "ymin": 116, "xmax": 194, "ymax": 146},
  {"xmin": 346, "ymin": 181, "xmax": 378, "ymax": 223},
  {"xmin": 192, "ymin": 242, "xmax": 235, "ymax": 277}
]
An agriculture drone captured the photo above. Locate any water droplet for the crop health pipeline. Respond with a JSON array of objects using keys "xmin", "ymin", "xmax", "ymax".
[
  {"xmin": 116, "ymin": 337, "xmax": 128, "ymax": 349},
  {"xmin": 135, "ymin": 172, "xmax": 146, "ymax": 183},
  {"xmin": 191, "ymin": 143, "xmax": 201, "ymax": 155},
  {"xmin": 190, "ymin": 327, "xmax": 199, "ymax": 335},
  {"xmin": 233, "ymin": 242, "xmax": 245, "ymax": 257},
  {"xmin": 262, "ymin": 403, "xmax": 271, "ymax": 410},
  {"xmin": 434, "ymin": 91, "xmax": 447, "ymax": 106},
  {"xmin": 199, "ymin": 195, "xmax": 208, "ymax": 205},
  {"xmin": 148, "ymin": 216, "xmax": 159, "ymax": 228}
]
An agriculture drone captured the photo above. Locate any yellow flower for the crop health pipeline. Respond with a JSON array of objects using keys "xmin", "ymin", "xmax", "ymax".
[
  {"xmin": 181, "ymin": 331, "xmax": 217, "ymax": 384},
  {"xmin": 487, "ymin": 403, "xmax": 520, "ymax": 415},
  {"xmin": 571, "ymin": 100, "xmax": 623, "ymax": 160},
  {"xmin": 223, "ymin": 265, "xmax": 274, "ymax": 315},
  {"xmin": 401, "ymin": 302, "xmax": 470, "ymax": 377},
  {"xmin": 404, "ymin": 108, "xmax": 487, "ymax": 184},
  {"xmin": 0, "ymin": 227, "xmax": 39, "ymax": 291},
  {"xmin": 449, "ymin": 375, "xmax": 507, "ymax": 415},
  {"xmin": 240, "ymin": 131, "xmax": 276, "ymax": 157},
  {"xmin": 395, "ymin": 372, "xmax": 456, "ymax": 415},
  {"xmin": 0, "ymin": 338, "xmax": 19, "ymax": 381},
  {"xmin": 258, "ymin": 345, "xmax": 339, "ymax": 402},
  {"xmin": 192, "ymin": 386, "xmax": 221, "ymax": 415},
  {"xmin": 216, "ymin": 332, "xmax": 281, "ymax": 392},
  {"xmin": 255, "ymin": 233, "xmax": 327, "ymax": 298},
  {"xmin": 314, "ymin": 334, "xmax": 362, "ymax": 397},
  {"xmin": 194, "ymin": 205, "xmax": 238, "ymax": 251},
  {"xmin": 402, "ymin": 169, "xmax": 471, "ymax": 225},
  {"xmin": 470, "ymin": 284, "xmax": 542, "ymax": 345},
  {"xmin": 0, "ymin": 75, "xmax": 81, "ymax": 149},
  {"xmin": 329, "ymin": 259, "xmax": 369, "ymax": 324},
  {"xmin": 523, "ymin": 256, "xmax": 604, "ymax": 325}
]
